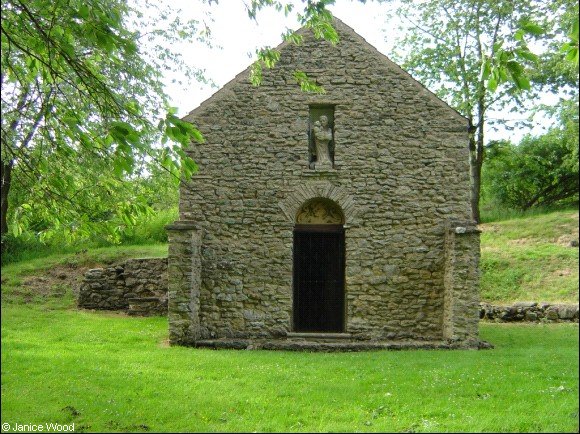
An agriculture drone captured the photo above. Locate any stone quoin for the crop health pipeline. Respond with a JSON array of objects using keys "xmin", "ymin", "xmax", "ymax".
[{"xmin": 166, "ymin": 17, "xmax": 483, "ymax": 350}]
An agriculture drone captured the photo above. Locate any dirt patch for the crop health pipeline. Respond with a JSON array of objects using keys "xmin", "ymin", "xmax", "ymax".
[
  {"xmin": 478, "ymin": 223, "xmax": 499, "ymax": 233},
  {"xmin": 553, "ymin": 268, "xmax": 574, "ymax": 277},
  {"xmin": 556, "ymin": 235, "xmax": 580, "ymax": 247},
  {"xmin": 17, "ymin": 263, "xmax": 103, "ymax": 302},
  {"xmin": 507, "ymin": 238, "xmax": 532, "ymax": 246},
  {"xmin": 158, "ymin": 338, "xmax": 171, "ymax": 348}
]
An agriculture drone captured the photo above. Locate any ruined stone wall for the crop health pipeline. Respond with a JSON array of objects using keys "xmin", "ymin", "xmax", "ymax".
[
  {"xmin": 176, "ymin": 19, "xmax": 475, "ymax": 343},
  {"xmin": 78, "ymin": 258, "xmax": 167, "ymax": 316},
  {"xmin": 480, "ymin": 303, "xmax": 579, "ymax": 322}
]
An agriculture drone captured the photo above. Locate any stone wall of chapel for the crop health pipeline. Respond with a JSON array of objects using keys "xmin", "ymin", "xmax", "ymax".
[{"xmin": 179, "ymin": 21, "xmax": 473, "ymax": 340}]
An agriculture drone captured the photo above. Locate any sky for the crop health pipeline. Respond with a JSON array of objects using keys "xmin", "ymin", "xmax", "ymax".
[{"xmin": 156, "ymin": 0, "xmax": 553, "ymax": 144}]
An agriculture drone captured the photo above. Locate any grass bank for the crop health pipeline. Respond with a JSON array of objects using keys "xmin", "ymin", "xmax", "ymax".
[
  {"xmin": 480, "ymin": 209, "xmax": 579, "ymax": 303},
  {"xmin": 0, "ymin": 244, "xmax": 167, "ymax": 305},
  {"xmin": 1, "ymin": 304, "xmax": 578, "ymax": 433}
]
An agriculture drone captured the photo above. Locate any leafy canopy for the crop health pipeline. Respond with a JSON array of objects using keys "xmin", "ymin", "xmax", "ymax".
[
  {"xmin": 483, "ymin": 99, "xmax": 579, "ymax": 210},
  {"xmin": 1, "ymin": 0, "xmax": 205, "ymax": 242}
]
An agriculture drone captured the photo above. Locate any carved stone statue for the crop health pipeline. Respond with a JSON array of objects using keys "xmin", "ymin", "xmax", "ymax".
[{"xmin": 312, "ymin": 115, "xmax": 333, "ymax": 170}]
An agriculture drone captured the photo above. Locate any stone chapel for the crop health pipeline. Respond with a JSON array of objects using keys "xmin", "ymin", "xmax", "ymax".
[{"xmin": 166, "ymin": 18, "xmax": 482, "ymax": 350}]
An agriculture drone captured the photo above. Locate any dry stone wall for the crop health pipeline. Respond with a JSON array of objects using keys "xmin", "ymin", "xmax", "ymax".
[
  {"xmin": 173, "ymin": 19, "xmax": 477, "ymax": 345},
  {"xmin": 78, "ymin": 258, "xmax": 167, "ymax": 316},
  {"xmin": 480, "ymin": 302, "xmax": 579, "ymax": 322}
]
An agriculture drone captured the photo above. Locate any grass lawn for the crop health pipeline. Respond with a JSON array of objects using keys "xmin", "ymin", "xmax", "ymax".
[{"xmin": 1, "ymin": 304, "xmax": 578, "ymax": 433}]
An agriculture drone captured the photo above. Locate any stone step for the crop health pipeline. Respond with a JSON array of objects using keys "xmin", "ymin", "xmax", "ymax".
[
  {"xmin": 193, "ymin": 338, "xmax": 492, "ymax": 351},
  {"xmin": 285, "ymin": 332, "xmax": 353, "ymax": 342}
]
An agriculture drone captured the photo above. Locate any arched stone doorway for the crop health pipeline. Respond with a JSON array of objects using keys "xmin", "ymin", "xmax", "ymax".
[{"xmin": 293, "ymin": 198, "xmax": 345, "ymax": 332}]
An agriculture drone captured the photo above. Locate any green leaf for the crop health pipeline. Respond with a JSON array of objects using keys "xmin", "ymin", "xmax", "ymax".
[
  {"xmin": 480, "ymin": 58, "xmax": 491, "ymax": 81},
  {"xmin": 510, "ymin": 71, "xmax": 531, "ymax": 91},
  {"xmin": 293, "ymin": 71, "xmax": 325, "ymax": 94},
  {"xmin": 565, "ymin": 47, "xmax": 578, "ymax": 63},
  {"xmin": 514, "ymin": 29, "xmax": 525, "ymax": 42},
  {"xmin": 487, "ymin": 76, "xmax": 498, "ymax": 92},
  {"xmin": 27, "ymin": 57, "xmax": 37, "ymax": 72},
  {"xmin": 571, "ymin": 16, "xmax": 580, "ymax": 40},
  {"xmin": 506, "ymin": 60, "xmax": 524, "ymax": 75},
  {"xmin": 514, "ymin": 48, "xmax": 538, "ymax": 62},
  {"xmin": 282, "ymin": 29, "xmax": 303, "ymax": 45},
  {"xmin": 78, "ymin": 5, "xmax": 90, "ymax": 19},
  {"xmin": 250, "ymin": 62, "xmax": 263, "ymax": 86},
  {"xmin": 520, "ymin": 22, "xmax": 544, "ymax": 36}
]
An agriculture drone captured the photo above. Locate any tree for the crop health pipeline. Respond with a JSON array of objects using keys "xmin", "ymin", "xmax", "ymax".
[
  {"xmin": 1, "ymin": 0, "xmax": 203, "ymax": 249},
  {"xmin": 482, "ymin": 99, "xmax": 579, "ymax": 210},
  {"xmin": 483, "ymin": 0, "xmax": 578, "ymax": 94},
  {"xmin": 389, "ymin": 0, "xmax": 564, "ymax": 222},
  {"xmin": 1, "ymin": 0, "xmax": 345, "ymax": 250}
]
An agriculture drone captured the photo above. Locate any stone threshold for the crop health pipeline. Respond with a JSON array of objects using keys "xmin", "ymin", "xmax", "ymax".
[
  {"xmin": 191, "ymin": 338, "xmax": 493, "ymax": 352},
  {"xmin": 286, "ymin": 332, "xmax": 352, "ymax": 340}
]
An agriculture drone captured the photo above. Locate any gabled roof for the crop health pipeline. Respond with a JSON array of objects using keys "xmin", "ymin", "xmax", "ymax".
[{"xmin": 183, "ymin": 16, "xmax": 466, "ymax": 123}]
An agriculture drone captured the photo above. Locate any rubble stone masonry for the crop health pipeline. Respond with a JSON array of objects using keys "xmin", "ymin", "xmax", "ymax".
[{"xmin": 166, "ymin": 18, "xmax": 482, "ymax": 348}]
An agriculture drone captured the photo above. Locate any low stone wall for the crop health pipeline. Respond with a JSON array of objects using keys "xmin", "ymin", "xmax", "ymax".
[
  {"xmin": 480, "ymin": 302, "xmax": 579, "ymax": 322},
  {"xmin": 78, "ymin": 258, "xmax": 168, "ymax": 316}
]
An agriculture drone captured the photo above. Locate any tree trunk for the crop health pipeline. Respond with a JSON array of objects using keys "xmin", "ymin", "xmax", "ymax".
[
  {"xmin": 1, "ymin": 159, "xmax": 13, "ymax": 251},
  {"xmin": 1, "ymin": 87, "xmax": 31, "ymax": 252},
  {"xmin": 468, "ymin": 129, "xmax": 482, "ymax": 223},
  {"xmin": 469, "ymin": 100, "xmax": 486, "ymax": 223},
  {"xmin": 1, "ymin": 86, "xmax": 52, "ymax": 252},
  {"xmin": 468, "ymin": 133, "xmax": 484, "ymax": 223}
]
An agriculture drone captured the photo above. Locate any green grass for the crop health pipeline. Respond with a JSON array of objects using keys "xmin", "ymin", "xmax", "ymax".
[
  {"xmin": 480, "ymin": 209, "xmax": 579, "ymax": 303},
  {"xmin": 479, "ymin": 202, "xmax": 578, "ymax": 224},
  {"xmin": 1, "ymin": 304, "xmax": 578, "ymax": 433},
  {"xmin": 119, "ymin": 207, "xmax": 177, "ymax": 245}
]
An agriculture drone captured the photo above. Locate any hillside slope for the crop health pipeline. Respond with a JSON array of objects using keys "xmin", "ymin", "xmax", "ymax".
[{"xmin": 480, "ymin": 210, "xmax": 579, "ymax": 303}]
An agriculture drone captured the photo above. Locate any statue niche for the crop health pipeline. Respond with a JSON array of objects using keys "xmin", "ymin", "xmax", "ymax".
[{"xmin": 309, "ymin": 112, "xmax": 334, "ymax": 170}]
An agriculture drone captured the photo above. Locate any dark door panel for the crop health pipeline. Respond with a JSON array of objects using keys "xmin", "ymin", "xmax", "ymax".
[{"xmin": 293, "ymin": 226, "xmax": 345, "ymax": 332}]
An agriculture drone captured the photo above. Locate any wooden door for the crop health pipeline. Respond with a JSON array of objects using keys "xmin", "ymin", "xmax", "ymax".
[{"xmin": 293, "ymin": 225, "xmax": 345, "ymax": 332}]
